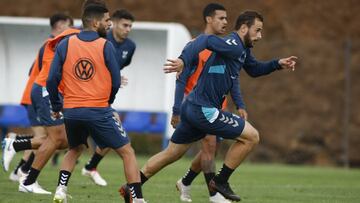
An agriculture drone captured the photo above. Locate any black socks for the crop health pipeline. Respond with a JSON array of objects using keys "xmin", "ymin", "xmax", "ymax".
[
  {"xmin": 84, "ymin": 152, "xmax": 104, "ymax": 170},
  {"xmin": 214, "ymin": 164, "xmax": 235, "ymax": 184},
  {"xmin": 58, "ymin": 170, "xmax": 72, "ymax": 186},
  {"xmin": 182, "ymin": 168, "xmax": 199, "ymax": 186}
]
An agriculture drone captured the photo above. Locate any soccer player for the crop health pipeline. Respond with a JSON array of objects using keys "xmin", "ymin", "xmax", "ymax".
[
  {"xmin": 18, "ymin": 27, "xmax": 77, "ymax": 196},
  {"xmin": 81, "ymin": 9, "xmax": 136, "ymax": 187},
  {"xmin": 123, "ymin": 10, "xmax": 297, "ymax": 202},
  {"xmin": 3, "ymin": 26, "xmax": 79, "ymax": 195},
  {"xmin": 172, "ymin": 3, "xmax": 244, "ymax": 203},
  {"xmin": 47, "ymin": 5, "xmax": 146, "ymax": 203},
  {"xmin": 1, "ymin": 14, "xmax": 73, "ymax": 184}
]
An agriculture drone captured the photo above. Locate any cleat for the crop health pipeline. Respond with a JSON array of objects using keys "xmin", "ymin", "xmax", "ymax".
[
  {"xmin": 119, "ymin": 184, "xmax": 132, "ymax": 203},
  {"xmin": 53, "ymin": 185, "xmax": 71, "ymax": 203},
  {"xmin": 209, "ymin": 180, "xmax": 241, "ymax": 202},
  {"xmin": 209, "ymin": 192, "xmax": 232, "ymax": 203},
  {"xmin": 119, "ymin": 184, "xmax": 147, "ymax": 203},
  {"xmin": 81, "ymin": 167, "xmax": 107, "ymax": 186},
  {"xmin": 9, "ymin": 170, "xmax": 19, "ymax": 182},
  {"xmin": 2, "ymin": 138, "xmax": 16, "ymax": 171},
  {"xmin": 19, "ymin": 181, "xmax": 52, "ymax": 194},
  {"xmin": 132, "ymin": 198, "xmax": 148, "ymax": 203},
  {"xmin": 176, "ymin": 179, "xmax": 192, "ymax": 202},
  {"xmin": 17, "ymin": 168, "xmax": 28, "ymax": 184}
]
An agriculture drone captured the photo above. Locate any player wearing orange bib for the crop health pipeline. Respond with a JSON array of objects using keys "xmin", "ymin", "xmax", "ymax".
[
  {"xmin": 81, "ymin": 9, "xmax": 137, "ymax": 187},
  {"xmin": 1, "ymin": 14, "xmax": 73, "ymax": 193},
  {"xmin": 47, "ymin": 5, "xmax": 146, "ymax": 203}
]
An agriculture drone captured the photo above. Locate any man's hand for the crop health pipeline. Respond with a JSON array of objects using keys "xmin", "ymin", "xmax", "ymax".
[
  {"xmin": 278, "ymin": 56, "xmax": 298, "ymax": 71},
  {"xmin": 51, "ymin": 111, "xmax": 63, "ymax": 120},
  {"xmin": 171, "ymin": 115, "xmax": 180, "ymax": 129},
  {"xmin": 163, "ymin": 58, "xmax": 184, "ymax": 74},
  {"xmin": 120, "ymin": 76, "xmax": 128, "ymax": 88},
  {"xmin": 237, "ymin": 108, "xmax": 248, "ymax": 120}
]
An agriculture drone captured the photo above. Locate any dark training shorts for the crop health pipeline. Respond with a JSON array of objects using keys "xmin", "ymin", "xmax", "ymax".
[
  {"xmin": 31, "ymin": 83, "xmax": 63, "ymax": 126},
  {"xmin": 64, "ymin": 115, "xmax": 129, "ymax": 149},
  {"xmin": 171, "ymin": 100, "xmax": 245, "ymax": 144},
  {"xmin": 24, "ymin": 104, "xmax": 42, "ymax": 126}
]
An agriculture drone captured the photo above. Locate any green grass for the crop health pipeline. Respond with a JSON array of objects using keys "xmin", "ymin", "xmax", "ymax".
[{"xmin": 0, "ymin": 153, "xmax": 359, "ymax": 203}]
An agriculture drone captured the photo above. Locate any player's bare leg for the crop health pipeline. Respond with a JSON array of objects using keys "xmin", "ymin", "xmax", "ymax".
[
  {"xmin": 30, "ymin": 125, "xmax": 68, "ymax": 170},
  {"xmin": 119, "ymin": 142, "xmax": 191, "ymax": 203},
  {"xmin": 3, "ymin": 126, "xmax": 47, "ymax": 173},
  {"xmin": 82, "ymin": 146, "xmax": 110, "ymax": 186},
  {"xmin": 177, "ymin": 135, "xmax": 218, "ymax": 202},
  {"xmin": 210, "ymin": 121, "xmax": 259, "ymax": 202},
  {"xmin": 142, "ymin": 142, "xmax": 192, "ymax": 179},
  {"xmin": 19, "ymin": 125, "xmax": 68, "ymax": 195},
  {"xmin": 116, "ymin": 143, "xmax": 146, "ymax": 202},
  {"xmin": 53, "ymin": 144, "xmax": 85, "ymax": 202}
]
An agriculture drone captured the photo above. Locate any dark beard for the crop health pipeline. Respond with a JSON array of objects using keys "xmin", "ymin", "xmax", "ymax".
[
  {"xmin": 244, "ymin": 32, "xmax": 253, "ymax": 48},
  {"xmin": 97, "ymin": 26, "xmax": 107, "ymax": 38}
]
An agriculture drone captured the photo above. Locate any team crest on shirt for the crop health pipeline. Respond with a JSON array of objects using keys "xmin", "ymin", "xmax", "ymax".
[
  {"xmin": 74, "ymin": 58, "xmax": 95, "ymax": 81},
  {"xmin": 122, "ymin": 51, "xmax": 128, "ymax": 59},
  {"xmin": 238, "ymin": 51, "xmax": 246, "ymax": 63}
]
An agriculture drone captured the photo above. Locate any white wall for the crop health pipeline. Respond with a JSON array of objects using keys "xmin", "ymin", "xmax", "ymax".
[
  {"xmin": 114, "ymin": 29, "xmax": 168, "ymax": 111},
  {"xmin": 0, "ymin": 23, "xmax": 50, "ymax": 103}
]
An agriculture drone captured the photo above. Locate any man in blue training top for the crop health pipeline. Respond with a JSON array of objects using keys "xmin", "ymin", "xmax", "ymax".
[
  {"xmin": 108, "ymin": 9, "xmax": 136, "ymax": 69},
  {"xmin": 121, "ymin": 10, "xmax": 297, "ymax": 202},
  {"xmin": 81, "ymin": 8, "xmax": 137, "ymax": 187},
  {"xmin": 173, "ymin": 3, "xmax": 245, "ymax": 203}
]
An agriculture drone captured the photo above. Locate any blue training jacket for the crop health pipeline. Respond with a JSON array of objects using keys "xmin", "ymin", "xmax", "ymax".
[
  {"xmin": 107, "ymin": 29, "xmax": 136, "ymax": 70},
  {"xmin": 179, "ymin": 31, "xmax": 281, "ymax": 109}
]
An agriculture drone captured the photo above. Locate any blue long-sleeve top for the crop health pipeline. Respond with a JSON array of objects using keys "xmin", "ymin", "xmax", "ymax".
[
  {"xmin": 47, "ymin": 31, "xmax": 121, "ymax": 120},
  {"xmin": 179, "ymin": 32, "xmax": 281, "ymax": 109},
  {"xmin": 172, "ymin": 52, "xmax": 245, "ymax": 115},
  {"xmin": 107, "ymin": 29, "xmax": 136, "ymax": 70}
]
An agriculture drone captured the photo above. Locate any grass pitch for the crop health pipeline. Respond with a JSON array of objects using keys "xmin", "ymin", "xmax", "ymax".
[{"xmin": 0, "ymin": 153, "xmax": 359, "ymax": 203}]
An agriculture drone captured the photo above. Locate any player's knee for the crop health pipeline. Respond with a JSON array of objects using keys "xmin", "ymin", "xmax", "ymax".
[
  {"xmin": 117, "ymin": 144, "xmax": 136, "ymax": 159},
  {"xmin": 59, "ymin": 140, "xmax": 68, "ymax": 149},
  {"xmin": 123, "ymin": 145, "xmax": 135, "ymax": 156},
  {"xmin": 248, "ymin": 128, "xmax": 260, "ymax": 145},
  {"xmin": 38, "ymin": 135, "xmax": 47, "ymax": 142},
  {"xmin": 49, "ymin": 126, "xmax": 66, "ymax": 144},
  {"xmin": 164, "ymin": 146, "xmax": 183, "ymax": 162},
  {"xmin": 53, "ymin": 135, "xmax": 67, "ymax": 148},
  {"xmin": 238, "ymin": 127, "xmax": 260, "ymax": 146},
  {"xmin": 34, "ymin": 132, "xmax": 47, "ymax": 140},
  {"xmin": 200, "ymin": 148, "xmax": 216, "ymax": 162},
  {"xmin": 202, "ymin": 137, "xmax": 217, "ymax": 154},
  {"xmin": 96, "ymin": 147, "xmax": 110, "ymax": 156},
  {"xmin": 164, "ymin": 148, "xmax": 180, "ymax": 161},
  {"xmin": 72, "ymin": 145, "xmax": 85, "ymax": 155}
]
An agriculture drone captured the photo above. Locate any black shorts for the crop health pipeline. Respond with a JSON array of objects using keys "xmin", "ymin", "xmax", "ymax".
[{"xmin": 64, "ymin": 115, "xmax": 129, "ymax": 149}]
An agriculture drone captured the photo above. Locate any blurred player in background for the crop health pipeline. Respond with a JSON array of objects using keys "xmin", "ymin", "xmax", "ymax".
[
  {"xmin": 17, "ymin": 20, "xmax": 76, "ymax": 195},
  {"xmin": 1, "ymin": 14, "xmax": 73, "ymax": 191}
]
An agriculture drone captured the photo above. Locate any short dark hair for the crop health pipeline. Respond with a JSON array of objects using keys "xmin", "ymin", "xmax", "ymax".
[
  {"xmin": 202, "ymin": 3, "xmax": 226, "ymax": 23},
  {"xmin": 82, "ymin": 4, "xmax": 109, "ymax": 28},
  {"xmin": 234, "ymin": 10, "xmax": 264, "ymax": 30},
  {"xmin": 50, "ymin": 13, "xmax": 73, "ymax": 28},
  {"xmin": 82, "ymin": 0, "xmax": 107, "ymax": 10},
  {"xmin": 112, "ymin": 9, "xmax": 135, "ymax": 21}
]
